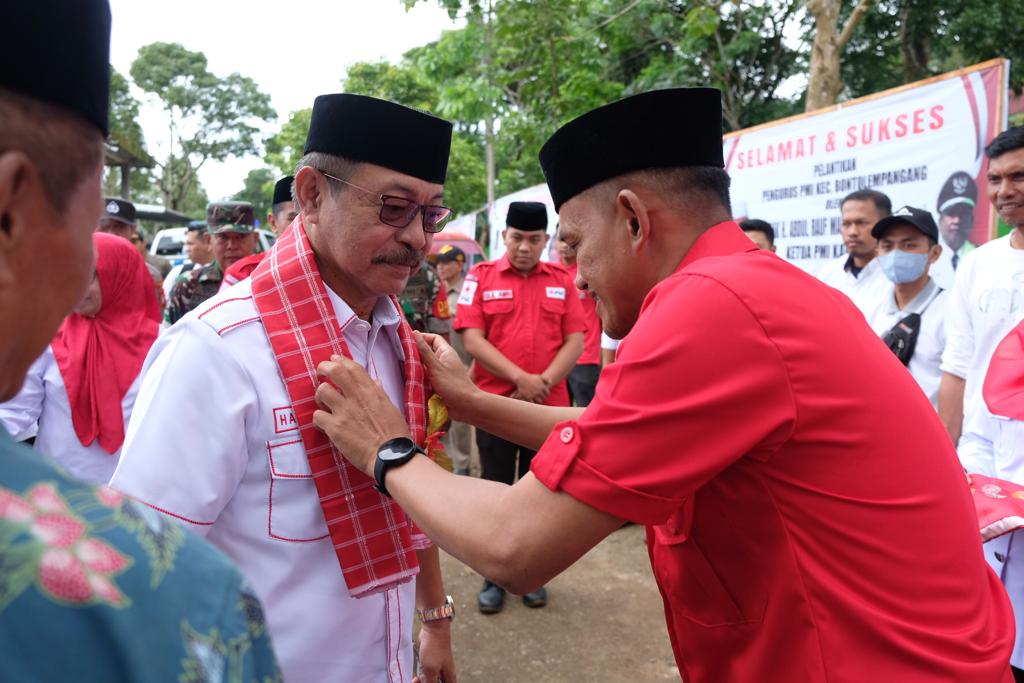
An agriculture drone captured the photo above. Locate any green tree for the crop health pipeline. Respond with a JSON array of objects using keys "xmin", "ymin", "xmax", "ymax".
[
  {"xmin": 233, "ymin": 167, "xmax": 276, "ymax": 218},
  {"xmin": 130, "ymin": 42, "xmax": 276, "ymax": 211},
  {"xmin": 265, "ymin": 107, "xmax": 311, "ymax": 178}
]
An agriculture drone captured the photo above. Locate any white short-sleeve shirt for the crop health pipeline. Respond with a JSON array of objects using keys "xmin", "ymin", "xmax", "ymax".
[
  {"xmin": 940, "ymin": 234, "xmax": 1024, "ymax": 434},
  {"xmin": 867, "ymin": 279, "xmax": 948, "ymax": 409},
  {"xmin": 816, "ymin": 255, "xmax": 890, "ymax": 317},
  {"xmin": 111, "ymin": 278, "xmax": 417, "ymax": 683},
  {"xmin": 0, "ymin": 347, "xmax": 139, "ymax": 485}
]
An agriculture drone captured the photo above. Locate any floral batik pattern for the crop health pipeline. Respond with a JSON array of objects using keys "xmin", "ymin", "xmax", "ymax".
[{"xmin": 0, "ymin": 481, "xmax": 132, "ymax": 610}]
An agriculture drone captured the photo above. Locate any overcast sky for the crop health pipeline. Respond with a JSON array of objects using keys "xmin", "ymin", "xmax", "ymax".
[{"xmin": 108, "ymin": 0, "xmax": 463, "ymax": 202}]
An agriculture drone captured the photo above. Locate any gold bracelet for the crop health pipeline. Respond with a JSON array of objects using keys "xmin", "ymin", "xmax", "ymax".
[{"xmin": 417, "ymin": 595, "xmax": 455, "ymax": 623}]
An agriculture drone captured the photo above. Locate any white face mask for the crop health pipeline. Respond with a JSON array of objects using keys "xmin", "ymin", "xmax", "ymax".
[{"xmin": 878, "ymin": 249, "xmax": 929, "ymax": 284}]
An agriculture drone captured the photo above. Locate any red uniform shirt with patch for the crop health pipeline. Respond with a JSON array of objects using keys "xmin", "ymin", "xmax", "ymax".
[
  {"xmin": 455, "ymin": 255, "xmax": 585, "ymax": 406},
  {"xmin": 565, "ymin": 263, "xmax": 601, "ymax": 365},
  {"xmin": 531, "ymin": 221, "xmax": 1014, "ymax": 682}
]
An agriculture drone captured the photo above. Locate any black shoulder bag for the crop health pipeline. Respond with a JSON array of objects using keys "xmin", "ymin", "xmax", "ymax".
[{"xmin": 880, "ymin": 287, "xmax": 942, "ymax": 366}]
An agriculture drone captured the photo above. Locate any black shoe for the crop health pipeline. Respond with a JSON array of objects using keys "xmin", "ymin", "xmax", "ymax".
[
  {"xmin": 522, "ymin": 586, "xmax": 547, "ymax": 608},
  {"xmin": 478, "ymin": 580, "xmax": 505, "ymax": 614}
]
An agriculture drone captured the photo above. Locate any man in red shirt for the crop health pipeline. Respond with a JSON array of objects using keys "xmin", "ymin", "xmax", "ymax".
[
  {"xmin": 455, "ymin": 201, "xmax": 584, "ymax": 612},
  {"xmin": 314, "ymin": 88, "xmax": 1015, "ymax": 681},
  {"xmin": 556, "ymin": 227, "xmax": 602, "ymax": 406}
]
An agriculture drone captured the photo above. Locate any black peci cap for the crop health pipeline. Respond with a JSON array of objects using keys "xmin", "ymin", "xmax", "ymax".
[
  {"xmin": 0, "ymin": 0, "xmax": 112, "ymax": 136},
  {"xmin": 272, "ymin": 176, "xmax": 294, "ymax": 207},
  {"xmin": 304, "ymin": 94, "xmax": 453, "ymax": 185},
  {"xmin": 506, "ymin": 202, "xmax": 548, "ymax": 231},
  {"xmin": 539, "ymin": 88, "xmax": 724, "ymax": 211}
]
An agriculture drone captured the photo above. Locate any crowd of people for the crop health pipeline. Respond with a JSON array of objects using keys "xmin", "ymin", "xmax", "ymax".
[{"xmin": 6, "ymin": 1, "xmax": 1024, "ymax": 681}]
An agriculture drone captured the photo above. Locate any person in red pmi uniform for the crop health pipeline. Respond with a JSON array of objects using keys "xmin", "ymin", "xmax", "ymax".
[
  {"xmin": 313, "ymin": 88, "xmax": 1015, "ymax": 682},
  {"xmin": 454, "ymin": 201, "xmax": 585, "ymax": 612}
]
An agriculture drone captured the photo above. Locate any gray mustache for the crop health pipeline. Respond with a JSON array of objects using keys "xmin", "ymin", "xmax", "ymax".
[{"xmin": 372, "ymin": 250, "xmax": 423, "ymax": 267}]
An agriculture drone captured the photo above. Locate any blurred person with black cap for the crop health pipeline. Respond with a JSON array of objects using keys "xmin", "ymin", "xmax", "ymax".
[
  {"xmin": 112, "ymin": 94, "xmax": 457, "ymax": 683},
  {"xmin": 98, "ymin": 196, "xmax": 169, "ymax": 311},
  {"xmin": 866, "ymin": 206, "xmax": 948, "ymax": 408},
  {"xmin": 313, "ymin": 88, "xmax": 1014, "ymax": 682},
  {"xmin": 435, "ymin": 244, "xmax": 474, "ymax": 476},
  {"xmin": 162, "ymin": 219, "xmax": 213, "ymax": 301},
  {"xmin": 220, "ymin": 177, "xmax": 299, "ymax": 292},
  {"xmin": 453, "ymin": 200, "xmax": 584, "ymax": 614},
  {"xmin": 0, "ymin": 1, "xmax": 279, "ymax": 679},
  {"xmin": 165, "ymin": 201, "xmax": 257, "ymax": 323},
  {"xmin": 267, "ymin": 174, "xmax": 298, "ymax": 237}
]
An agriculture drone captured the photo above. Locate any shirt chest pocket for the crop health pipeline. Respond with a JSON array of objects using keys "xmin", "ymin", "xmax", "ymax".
[
  {"xmin": 266, "ymin": 436, "xmax": 329, "ymax": 542},
  {"xmin": 650, "ymin": 506, "xmax": 766, "ymax": 628},
  {"xmin": 540, "ymin": 297, "xmax": 565, "ymax": 317},
  {"xmin": 482, "ymin": 299, "xmax": 514, "ymax": 317}
]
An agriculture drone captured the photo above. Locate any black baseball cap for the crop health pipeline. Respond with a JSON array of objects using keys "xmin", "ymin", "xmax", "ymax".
[{"xmin": 871, "ymin": 205, "xmax": 939, "ymax": 242}]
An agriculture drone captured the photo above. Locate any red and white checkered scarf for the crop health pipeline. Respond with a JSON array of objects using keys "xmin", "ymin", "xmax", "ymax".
[{"xmin": 250, "ymin": 216, "xmax": 427, "ymax": 597}]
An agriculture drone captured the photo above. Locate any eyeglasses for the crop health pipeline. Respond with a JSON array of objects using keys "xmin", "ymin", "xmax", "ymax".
[{"xmin": 318, "ymin": 170, "xmax": 452, "ymax": 233}]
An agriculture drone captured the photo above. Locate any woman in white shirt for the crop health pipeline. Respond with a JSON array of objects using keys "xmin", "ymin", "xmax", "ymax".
[{"xmin": 0, "ymin": 232, "xmax": 159, "ymax": 484}]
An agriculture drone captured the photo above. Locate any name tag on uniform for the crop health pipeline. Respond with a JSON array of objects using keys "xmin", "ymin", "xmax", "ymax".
[
  {"xmin": 546, "ymin": 287, "xmax": 566, "ymax": 300},
  {"xmin": 273, "ymin": 407, "xmax": 299, "ymax": 434},
  {"xmin": 483, "ymin": 289, "xmax": 514, "ymax": 301},
  {"xmin": 457, "ymin": 280, "xmax": 478, "ymax": 305}
]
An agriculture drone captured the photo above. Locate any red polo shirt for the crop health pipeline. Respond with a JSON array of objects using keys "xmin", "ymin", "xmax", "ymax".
[
  {"xmin": 565, "ymin": 263, "xmax": 601, "ymax": 365},
  {"xmin": 455, "ymin": 255, "xmax": 585, "ymax": 406},
  {"xmin": 532, "ymin": 221, "xmax": 1014, "ymax": 682}
]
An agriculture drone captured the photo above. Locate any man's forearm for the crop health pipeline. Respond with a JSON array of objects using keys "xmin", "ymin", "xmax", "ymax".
[
  {"xmin": 454, "ymin": 388, "xmax": 583, "ymax": 450},
  {"xmin": 938, "ymin": 372, "xmax": 966, "ymax": 445},
  {"xmin": 414, "ymin": 545, "xmax": 447, "ymax": 609},
  {"xmin": 542, "ymin": 333, "xmax": 584, "ymax": 385}
]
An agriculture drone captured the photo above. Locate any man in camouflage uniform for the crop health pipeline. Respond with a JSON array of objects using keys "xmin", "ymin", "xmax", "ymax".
[
  {"xmin": 398, "ymin": 262, "xmax": 452, "ymax": 338},
  {"xmin": 166, "ymin": 201, "xmax": 258, "ymax": 324}
]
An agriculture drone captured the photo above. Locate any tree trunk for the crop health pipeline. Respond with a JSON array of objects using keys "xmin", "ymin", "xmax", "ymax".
[
  {"xmin": 805, "ymin": 0, "xmax": 874, "ymax": 111},
  {"xmin": 898, "ymin": 2, "xmax": 929, "ymax": 83}
]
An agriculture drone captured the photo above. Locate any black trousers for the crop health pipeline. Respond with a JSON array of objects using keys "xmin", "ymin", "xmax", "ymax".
[
  {"xmin": 476, "ymin": 429, "xmax": 536, "ymax": 485},
  {"xmin": 1013, "ymin": 665, "xmax": 1024, "ymax": 683},
  {"xmin": 567, "ymin": 363, "xmax": 600, "ymax": 407}
]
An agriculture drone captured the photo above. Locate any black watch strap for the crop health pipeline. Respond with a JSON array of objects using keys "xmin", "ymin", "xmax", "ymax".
[{"xmin": 373, "ymin": 437, "xmax": 423, "ymax": 498}]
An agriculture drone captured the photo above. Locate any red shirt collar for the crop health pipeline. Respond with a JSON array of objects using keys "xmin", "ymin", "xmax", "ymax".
[{"xmin": 674, "ymin": 220, "xmax": 759, "ymax": 273}]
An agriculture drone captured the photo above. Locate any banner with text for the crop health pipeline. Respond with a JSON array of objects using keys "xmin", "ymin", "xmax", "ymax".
[{"xmin": 726, "ymin": 59, "xmax": 1009, "ymax": 278}]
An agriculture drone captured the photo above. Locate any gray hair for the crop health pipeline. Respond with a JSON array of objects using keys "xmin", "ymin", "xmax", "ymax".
[{"xmin": 293, "ymin": 152, "xmax": 362, "ymax": 207}]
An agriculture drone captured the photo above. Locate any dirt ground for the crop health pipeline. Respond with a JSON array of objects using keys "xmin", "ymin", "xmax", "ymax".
[{"xmin": 432, "ymin": 524, "xmax": 679, "ymax": 682}]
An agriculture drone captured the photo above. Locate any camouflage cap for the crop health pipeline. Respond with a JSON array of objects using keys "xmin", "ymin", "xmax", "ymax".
[{"xmin": 207, "ymin": 201, "xmax": 256, "ymax": 235}]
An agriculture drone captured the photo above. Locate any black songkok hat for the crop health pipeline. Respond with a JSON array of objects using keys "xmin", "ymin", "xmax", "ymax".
[
  {"xmin": 102, "ymin": 197, "xmax": 136, "ymax": 224},
  {"xmin": 506, "ymin": 202, "xmax": 549, "ymax": 232},
  {"xmin": 272, "ymin": 176, "xmax": 294, "ymax": 207},
  {"xmin": 539, "ymin": 88, "xmax": 724, "ymax": 211},
  {"xmin": 304, "ymin": 94, "xmax": 453, "ymax": 185},
  {"xmin": 0, "ymin": 0, "xmax": 112, "ymax": 136}
]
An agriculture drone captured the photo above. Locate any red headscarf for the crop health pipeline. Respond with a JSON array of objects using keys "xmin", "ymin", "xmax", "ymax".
[
  {"xmin": 51, "ymin": 233, "xmax": 160, "ymax": 453},
  {"xmin": 983, "ymin": 320, "xmax": 1024, "ymax": 421}
]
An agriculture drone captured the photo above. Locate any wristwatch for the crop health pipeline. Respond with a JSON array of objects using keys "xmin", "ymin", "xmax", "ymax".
[
  {"xmin": 417, "ymin": 595, "xmax": 455, "ymax": 623},
  {"xmin": 373, "ymin": 437, "xmax": 424, "ymax": 498}
]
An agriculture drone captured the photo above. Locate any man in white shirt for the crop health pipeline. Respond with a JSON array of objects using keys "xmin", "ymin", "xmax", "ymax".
[
  {"xmin": 866, "ymin": 206, "xmax": 948, "ymax": 408},
  {"xmin": 112, "ymin": 94, "xmax": 457, "ymax": 683},
  {"xmin": 939, "ymin": 126, "xmax": 1024, "ymax": 445},
  {"xmin": 817, "ymin": 189, "xmax": 893, "ymax": 315}
]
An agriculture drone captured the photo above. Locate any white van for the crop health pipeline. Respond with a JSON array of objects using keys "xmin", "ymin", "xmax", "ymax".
[{"xmin": 150, "ymin": 227, "xmax": 276, "ymax": 267}]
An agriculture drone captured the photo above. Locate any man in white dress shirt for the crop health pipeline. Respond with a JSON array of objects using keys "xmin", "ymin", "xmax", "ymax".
[
  {"xmin": 866, "ymin": 206, "xmax": 949, "ymax": 408},
  {"xmin": 817, "ymin": 189, "xmax": 892, "ymax": 315},
  {"xmin": 939, "ymin": 126, "xmax": 1024, "ymax": 446},
  {"xmin": 112, "ymin": 94, "xmax": 457, "ymax": 683}
]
